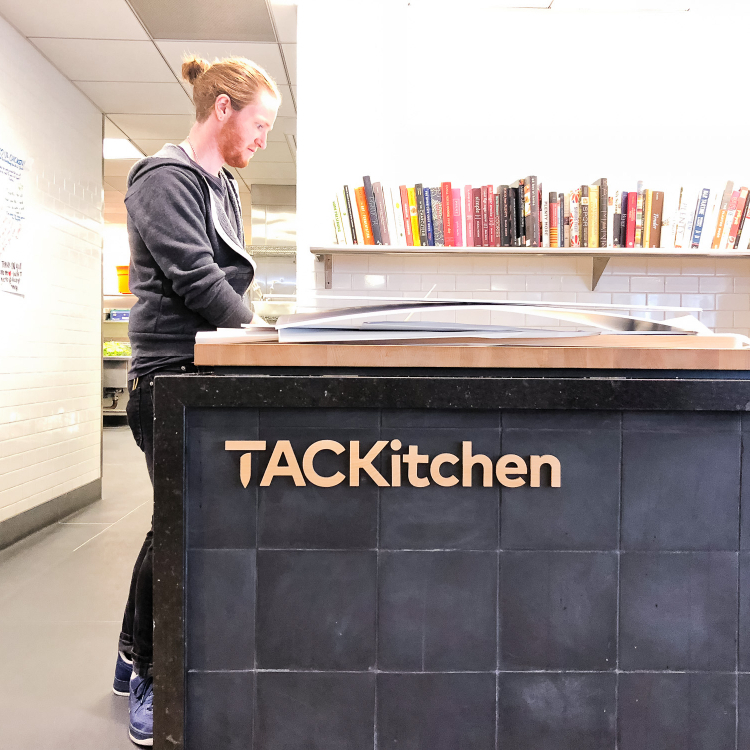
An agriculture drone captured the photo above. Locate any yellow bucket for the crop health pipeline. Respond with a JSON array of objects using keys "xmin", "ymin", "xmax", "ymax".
[{"xmin": 116, "ymin": 265, "xmax": 131, "ymax": 294}]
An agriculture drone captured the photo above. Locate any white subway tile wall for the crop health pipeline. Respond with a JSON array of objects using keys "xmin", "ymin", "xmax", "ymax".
[
  {"xmin": 311, "ymin": 254, "xmax": 750, "ymax": 336},
  {"xmin": 0, "ymin": 17, "xmax": 103, "ymax": 524}
]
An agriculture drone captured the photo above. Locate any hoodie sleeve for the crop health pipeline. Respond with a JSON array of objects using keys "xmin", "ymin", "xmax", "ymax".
[{"xmin": 125, "ymin": 165, "xmax": 253, "ymax": 327}]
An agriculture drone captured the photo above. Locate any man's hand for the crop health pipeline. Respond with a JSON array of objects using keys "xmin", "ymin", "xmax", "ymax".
[{"xmin": 247, "ymin": 314, "xmax": 273, "ymax": 328}]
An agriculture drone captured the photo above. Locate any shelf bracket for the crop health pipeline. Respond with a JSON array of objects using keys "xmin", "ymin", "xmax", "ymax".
[
  {"xmin": 323, "ymin": 254, "xmax": 333, "ymax": 289},
  {"xmin": 590, "ymin": 256, "xmax": 611, "ymax": 291}
]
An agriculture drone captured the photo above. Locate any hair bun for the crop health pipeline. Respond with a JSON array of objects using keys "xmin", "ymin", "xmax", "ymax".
[{"xmin": 182, "ymin": 56, "xmax": 210, "ymax": 85}]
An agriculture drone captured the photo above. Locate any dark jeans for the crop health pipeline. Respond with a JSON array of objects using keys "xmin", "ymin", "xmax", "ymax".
[{"xmin": 119, "ymin": 376, "xmax": 155, "ymax": 677}]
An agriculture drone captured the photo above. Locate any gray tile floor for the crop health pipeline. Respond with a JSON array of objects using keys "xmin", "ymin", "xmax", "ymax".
[{"xmin": 0, "ymin": 423, "xmax": 153, "ymax": 749}]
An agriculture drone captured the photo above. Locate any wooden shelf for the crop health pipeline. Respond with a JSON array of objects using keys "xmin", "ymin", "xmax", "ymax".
[{"xmin": 311, "ymin": 246, "xmax": 750, "ymax": 291}]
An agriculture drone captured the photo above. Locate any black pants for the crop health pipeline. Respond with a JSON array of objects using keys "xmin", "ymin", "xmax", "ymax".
[{"xmin": 119, "ymin": 376, "xmax": 156, "ymax": 677}]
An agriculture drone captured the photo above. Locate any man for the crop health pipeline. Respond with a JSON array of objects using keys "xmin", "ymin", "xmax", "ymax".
[{"xmin": 114, "ymin": 55, "xmax": 280, "ymax": 746}]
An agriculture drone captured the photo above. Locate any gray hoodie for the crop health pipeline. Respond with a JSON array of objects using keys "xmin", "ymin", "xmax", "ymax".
[{"xmin": 125, "ymin": 144, "xmax": 255, "ymax": 365}]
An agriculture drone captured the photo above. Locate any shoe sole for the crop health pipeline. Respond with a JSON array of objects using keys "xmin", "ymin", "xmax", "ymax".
[
  {"xmin": 113, "ymin": 686, "xmax": 129, "ymax": 697},
  {"xmin": 128, "ymin": 728, "xmax": 153, "ymax": 746}
]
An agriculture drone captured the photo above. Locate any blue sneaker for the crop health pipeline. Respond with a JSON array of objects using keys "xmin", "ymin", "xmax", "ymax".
[
  {"xmin": 113, "ymin": 651, "xmax": 132, "ymax": 696},
  {"xmin": 128, "ymin": 673, "xmax": 154, "ymax": 746}
]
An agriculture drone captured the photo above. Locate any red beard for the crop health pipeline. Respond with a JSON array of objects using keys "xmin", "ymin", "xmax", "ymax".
[{"xmin": 218, "ymin": 117, "xmax": 250, "ymax": 169}]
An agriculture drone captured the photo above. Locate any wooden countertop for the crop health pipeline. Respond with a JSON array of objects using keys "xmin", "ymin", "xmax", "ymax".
[{"xmin": 195, "ymin": 335, "xmax": 750, "ymax": 370}]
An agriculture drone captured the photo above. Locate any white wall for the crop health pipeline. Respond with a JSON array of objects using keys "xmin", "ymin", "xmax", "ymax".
[
  {"xmin": 298, "ymin": 1, "xmax": 750, "ymax": 333},
  {"xmin": 0, "ymin": 15, "xmax": 103, "ymax": 524}
]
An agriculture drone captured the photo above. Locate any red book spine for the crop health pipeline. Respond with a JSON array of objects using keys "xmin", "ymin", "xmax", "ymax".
[
  {"xmin": 487, "ymin": 185, "xmax": 497, "ymax": 247},
  {"xmin": 626, "ymin": 192, "xmax": 636, "ymax": 248},
  {"xmin": 464, "ymin": 185, "xmax": 473, "ymax": 247},
  {"xmin": 441, "ymin": 181, "xmax": 453, "ymax": 246},
  {"xmin": 481, "ymin": 185, "xmax": 490, "ymax": 247},
  {"xmin": 452, "ymin": 188, "xmax": 463, "ymax": 246},
  {"xmin": 399, "ymin": 185, "xmax": 413, "ymax": 246},
  {"xmin": 549, "ymin": 196, "xmax": 559, "ymax": 248},
  {"xmin": 473, "ymin": 188, "xmax": 483, "ymax": 246},
  {"xmin": 728, "ymin": 187, "xmax": 748, "ymax": 247}
]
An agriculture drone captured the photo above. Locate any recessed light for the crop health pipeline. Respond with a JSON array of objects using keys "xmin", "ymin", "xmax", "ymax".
[{"xmin": 103, "ymin": 139, "xmax": 144, "ymax": 160}]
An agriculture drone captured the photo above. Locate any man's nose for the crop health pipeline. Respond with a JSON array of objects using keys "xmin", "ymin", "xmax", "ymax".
[{"xmin": 255, "ymin": 132, "xmax": 267, "ymax": 149}]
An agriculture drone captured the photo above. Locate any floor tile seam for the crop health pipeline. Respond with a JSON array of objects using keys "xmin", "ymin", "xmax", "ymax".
[
  {"xmin": 70, "ymin": 499, "xmax": 151, "ymax": 553},
  {"xmin": 0, "ymin": 519, "xmax": 122, "ymax": 606}
]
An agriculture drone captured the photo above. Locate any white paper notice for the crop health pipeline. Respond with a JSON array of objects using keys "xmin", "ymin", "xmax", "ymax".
[{"xmin": 0, "ymin": 145, "xmax": 26, "ymax": 295}]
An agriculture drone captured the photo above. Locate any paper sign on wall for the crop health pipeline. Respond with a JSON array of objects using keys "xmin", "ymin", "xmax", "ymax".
[{"xmin": 0, "ymin": 145, "xmax": 26, "ymax": 296}]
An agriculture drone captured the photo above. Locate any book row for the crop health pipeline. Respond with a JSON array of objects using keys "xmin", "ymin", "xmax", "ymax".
[{"xmin": 331, "ymin": 178, "xmax": 750, "ymax": 251}]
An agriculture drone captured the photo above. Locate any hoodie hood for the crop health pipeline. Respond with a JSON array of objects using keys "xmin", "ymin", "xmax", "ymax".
[{"xmin": 127, "ymin": 144, "xmax": 252, "ymax": 267}]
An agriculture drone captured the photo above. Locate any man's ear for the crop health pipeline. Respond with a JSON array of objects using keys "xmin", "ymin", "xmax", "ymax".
[{"xmin": 214, "ymin": 94, "xmax": 233, "ymax": 121}]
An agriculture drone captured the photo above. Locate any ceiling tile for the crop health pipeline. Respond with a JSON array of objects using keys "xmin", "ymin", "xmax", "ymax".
[
  {"xmin": 155, "ymin": 41, "xmax": 287, "ymax": 87},
  {"xmin": 129, "ymin": 0, "xmax": 275, "ymax": 41},
  {"xmin": 104, "ymin": 176, "xmax": 129, "ymax": 191},
  {"xmin": 281, "ymin": 44, "xmax": 296, "ymax": 85},
  {"xmin": 0, "ymin": 0, "xmax": 148, "ymax": 39},
  {"xmin": 104, "ymin": 190, "xmax": 125, "ymax": 205},
  {"xmin": 76, "ymin": 82, "xmax": 194, "ymax": 114},
  {"xmin": 104, "ymin": 118, "xmax": 127, "ymax": 139},
  {"xmin": 30, "ymin": 39, "xmax": 174, "ymax": 82},
  {"xmin": 131, "ymin": 139, "xmax": 173, "ymax": 156},
  {"xmin": 104, "ymin": 158, "xmax": 140, "ymax": 177},
  {"xmin": 108, "ymin": 114, "xmax": 195, "ymax": 139},
  {"xmin": 274, "ymin": 85, "xmax": 296, "ymax": 117},
  {"xmin": 269, "ymin": 116, "xmax": 296, "ymax": 137},
  {"xmin": 270, "ymin": 3, "xmax": 296, "ymax": 43},
  {"xmin": 236, "ymin": 162, "xmax": 296, "ymax": 181},
  {"xmin": 249, "ymin": 141, "xmax": 293, "ymax": 164}
]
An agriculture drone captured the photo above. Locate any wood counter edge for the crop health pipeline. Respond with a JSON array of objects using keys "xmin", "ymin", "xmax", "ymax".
[{"xmin": 194, "ymin": 342, "xmax": 750, "ymax": 370}]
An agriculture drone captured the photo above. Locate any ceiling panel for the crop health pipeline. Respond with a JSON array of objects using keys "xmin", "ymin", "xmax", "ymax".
[
  {"xmin": 227, "ymin": 169, "xmax": 252, "ymax": 192},
  {"xmin": 129, "ymin": 0, "xmax": 275, "ymax": 41},
  {"xmin": 30, "ymin": 39, "xmax": 174, "ymax": 82},
  {"xmin": 235, "ymin": 162, "xmax": 296, "ymax": 181},
  {"xmin": 0, "ymin": 0, "xmax": 148, "ymax": 39},
  {"xmin": 103, "ymin": 158, "xmax": 140, "ymax": 177},
  {"xmin": 281, "ymin": 44, "xmax": 296, "ymax": 85},
  {"xmin": 108, "ymin": 114, "xmax": 195, "ymax": 139},
  {"xmin": 249, "ymin": 141, "xmax": 293, "ymax": 164},
  {"xmin": 104, "ymin": 118, "xmax": 128, "ymax": 139},
  {"xmin": 269, "ymin": 116, "xmax": 296, "ymax": 137},
  {"xmin": 131, "ymin": 139, "xmax": 173, "ymax": 156},
  {"xmin": 77, "ymin": 82, "xmax": 194, "ymax": 114},
  {"xmin": 270, "ymin": 3, "xmax": 296, "ymax": 43},
  {"xmin": 274, "ymin": 85, "xmax": 296, "ymax": 117},
  {"xmin": 155, "ymin": 41, "xmax": 288, "ymax": 87},
  {"xmin": 104, "ymin": 176, "xmax": 129, "ymax": 192}
]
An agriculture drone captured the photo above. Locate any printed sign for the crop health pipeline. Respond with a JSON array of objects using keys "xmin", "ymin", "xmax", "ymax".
[{"xmin": 0, "ymin": 145, "xmax": 26, "ymax": 295}]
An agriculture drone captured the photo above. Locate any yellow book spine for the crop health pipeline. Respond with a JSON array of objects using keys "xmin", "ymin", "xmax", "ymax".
[
  {"xmin": 407, "ymin": 187, "xmax": 421, "ymax": 246},
  {"xmin": 588, "ymin": 186, "xmax": 599, "ymax": 249},
  {"xmin": 643, "ymin": 190, "xmax": 652, "ymax": 249}
]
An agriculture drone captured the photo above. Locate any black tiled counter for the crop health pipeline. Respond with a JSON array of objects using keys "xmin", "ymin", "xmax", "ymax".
[{"xmin": 153, "ymin": 371, "xmax": 750, "ymax": 750}]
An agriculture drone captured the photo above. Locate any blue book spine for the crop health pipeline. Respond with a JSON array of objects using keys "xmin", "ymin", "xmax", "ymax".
[
  {"xmin": 691, "ymin": 188, "xmax": 711, "ymax": 248},
  {"xmin": 423, "ymin": 188, "xmax": 435, "ymax": 246}
]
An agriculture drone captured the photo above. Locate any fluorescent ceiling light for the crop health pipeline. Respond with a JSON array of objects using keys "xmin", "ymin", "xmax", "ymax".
[
  {"xmin": 103, "ymin": 139, "xmax": 144, "ymax": 159},
  {"xmin": 551, "ymin": 0, "xmax": 689, "ymax": 8}
]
